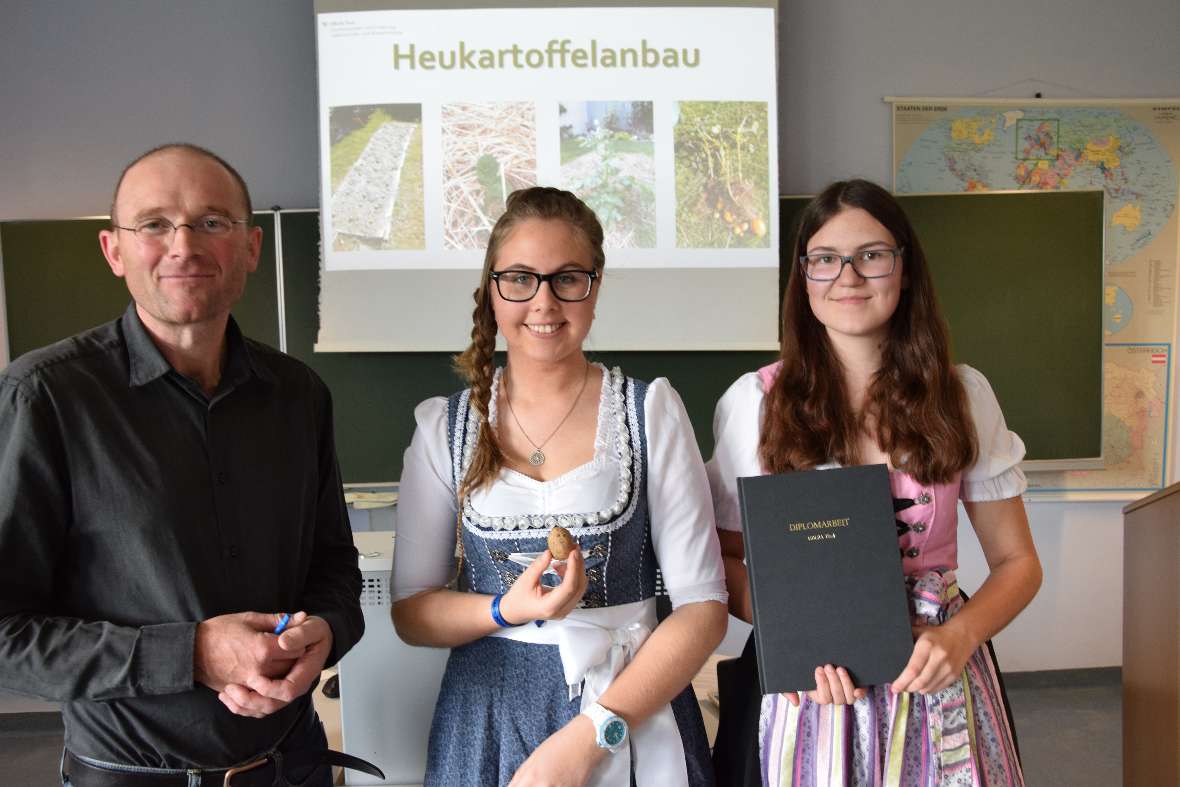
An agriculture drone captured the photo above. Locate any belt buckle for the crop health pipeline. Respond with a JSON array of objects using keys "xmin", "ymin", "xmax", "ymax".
[{"xmin": 222, "ymin": 754, "xmax": 270, "ymax": 787}]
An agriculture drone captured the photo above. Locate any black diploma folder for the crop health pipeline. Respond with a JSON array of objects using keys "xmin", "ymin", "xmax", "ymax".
[{"xmin": 737, "ymin": 464, "xmax": 914, "ymax": 694}]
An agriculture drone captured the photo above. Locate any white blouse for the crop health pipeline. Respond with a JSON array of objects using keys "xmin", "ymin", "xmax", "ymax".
[
  {"xmin": 393, "ymin": 366, "xmax": 728, "ymax": 609},
  {"xmin": 706, "ymin": 364, "xmax": 1028, "ymax": 532}
]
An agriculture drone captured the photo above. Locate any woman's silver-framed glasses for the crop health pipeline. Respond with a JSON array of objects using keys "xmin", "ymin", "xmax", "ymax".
[
  {"xmin": 799, "ymin": 247, "xmax": 903, "ymax": 281},
  {"xmin": 489, "ymin": 269, "xmax": 599, "ymax": 302}
]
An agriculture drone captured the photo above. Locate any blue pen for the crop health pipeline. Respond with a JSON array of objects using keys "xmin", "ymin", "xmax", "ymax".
[{"xmin": 273, "ymin": 613, "xmax": 291, "ymax": 635}]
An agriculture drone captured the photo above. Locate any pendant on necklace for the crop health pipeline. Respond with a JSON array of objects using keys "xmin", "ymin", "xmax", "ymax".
[{"xmin": 529, "ymin": 449, "xmax": 546, "ymax": 466}]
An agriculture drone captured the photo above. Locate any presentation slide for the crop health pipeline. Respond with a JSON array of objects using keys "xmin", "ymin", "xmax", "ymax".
[{"xmin": 314, "ymin": 2, "xmax": 779, "ymax": 351}]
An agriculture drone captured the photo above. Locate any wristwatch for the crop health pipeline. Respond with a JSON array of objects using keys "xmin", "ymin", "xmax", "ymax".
[{"xmin": 583, "ymin": 702, "xmax": 629, "ymax": 752}]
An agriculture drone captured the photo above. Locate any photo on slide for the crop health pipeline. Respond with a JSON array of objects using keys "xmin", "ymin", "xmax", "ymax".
[
  {"xmin": 329, "ymin": 103, "xmax": 424, "ymax": 252},
  {"xmin": 441, "ymin": 101, "xmax": 537, "ymax": 249},
  {"xmin": 559, "ymin": 101, "xmax": 656, "ymax": 248},
  {"xmin": 674, "ymin": 101, "xmax": 770, "ymax": 248}
]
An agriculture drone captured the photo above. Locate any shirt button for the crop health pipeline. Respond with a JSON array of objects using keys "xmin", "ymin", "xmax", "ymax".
[
  {"xmin": 917, "ymin": 492, "xmax": 932, "ymax": 505},
  {"xmin": 227, "ymin": 545, "xmax": 239, "ymax": 558},
  {"xmin": 217, "ymin": 472, "xmax": 229, "ymax": 485},
  {"xmin": 912, "ymin": 523, "xmax": 927, "ymax": 534},
  {"xmin": 906, "ymin": 547, "xmax": 920, "ymax": 558}
]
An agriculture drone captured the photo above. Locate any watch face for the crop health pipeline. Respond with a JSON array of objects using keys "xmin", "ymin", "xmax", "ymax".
[{"xmin": 603, "ymin": 719, "xmax": 627, "ymax": 747}]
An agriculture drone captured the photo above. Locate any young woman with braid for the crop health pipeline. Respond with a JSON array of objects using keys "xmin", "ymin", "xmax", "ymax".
[
  {"xmin": 707, "ymin": 180, "xmax": 1041, "ymax": 786},
  {"xmin": 392, "ymin": 187, "xmax": 728, "ymax": 787}
]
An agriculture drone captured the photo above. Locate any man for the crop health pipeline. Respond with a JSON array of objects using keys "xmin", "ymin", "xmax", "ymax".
[{"xmin": 0, "ymin": 144, "xmax": 365, "ymax": 786}]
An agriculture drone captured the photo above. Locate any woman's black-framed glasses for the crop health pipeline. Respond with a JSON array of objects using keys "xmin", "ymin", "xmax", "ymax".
[
  {"xmin": 799, "ymin": 247, "xmax": 903, "ymax": 281},
  {"xmin": 489, "ymin": 269, "xmax": 599, "ymax": 302}
]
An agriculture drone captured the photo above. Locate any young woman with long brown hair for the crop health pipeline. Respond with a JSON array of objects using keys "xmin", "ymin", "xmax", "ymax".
[
  {"xmin": 392, "ymin": 187, "xmax": 728, "ymax": 787},
  {"xmin": 708, "ymin": 179, "xmax": 1041, "ymax": 786}
]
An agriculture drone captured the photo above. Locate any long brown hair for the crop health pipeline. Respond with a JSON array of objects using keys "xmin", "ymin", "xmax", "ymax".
[
  {"xmin": 759, "ymin": 179, "xmax": 976, "ymax": 484},
  {"xmin": 453, "ymin": 186, "xmax": 605, "ymax": 502}
]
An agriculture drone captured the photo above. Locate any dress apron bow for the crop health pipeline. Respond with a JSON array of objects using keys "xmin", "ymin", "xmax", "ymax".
[{"xmin": 490, "ymin": 598, "xmax": 689, "ymax": 786}]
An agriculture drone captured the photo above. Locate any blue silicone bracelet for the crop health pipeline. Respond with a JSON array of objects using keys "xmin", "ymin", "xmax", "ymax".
[{"xmin": 491, "ymin": 593, "xmax": 516, "ymax": 627}]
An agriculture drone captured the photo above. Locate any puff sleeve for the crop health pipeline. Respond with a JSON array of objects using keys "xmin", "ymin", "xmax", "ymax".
[
  {"xmin": 705, "ymin": 372, "xmax": 766, "ymax": 532},
  {"xmin": 958, "ymin": 365, "xmax": 1028, "ymax": 502},
  {"xmin": 644, "ymin": 378, "xmax": 728, "ymax": 609},
  {"xmin": 392, "ymin": 397, "xmax": 459, "ymax": 602}
]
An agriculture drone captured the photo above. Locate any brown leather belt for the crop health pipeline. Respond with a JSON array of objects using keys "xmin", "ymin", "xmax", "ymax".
[{"xmin": 64, "ymin": 748, "xmax": 384, "ymax": 787}]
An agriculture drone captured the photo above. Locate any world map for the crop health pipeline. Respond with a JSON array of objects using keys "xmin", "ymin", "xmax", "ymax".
[
  {"xmin": 1028, "ymin": 344, "xmax": 1170, "ymax": 491},
  {"xmin": 894, "ymin": 102, "xmax": 1179, "ymax": 491},
  {"xmin": 897, "ymin": 107, "xmax": 1177, "ymax": 268}
]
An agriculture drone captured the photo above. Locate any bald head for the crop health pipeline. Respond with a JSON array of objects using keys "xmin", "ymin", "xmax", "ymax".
[{"xmin": 110, "ymin": 143, "xmax": 253, "ymax": 226}]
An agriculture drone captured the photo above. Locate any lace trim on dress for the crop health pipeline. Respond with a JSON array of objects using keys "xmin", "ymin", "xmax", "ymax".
[{"xmin": 455, "ymin": 367, "xmax": 643, "ymax": 541}]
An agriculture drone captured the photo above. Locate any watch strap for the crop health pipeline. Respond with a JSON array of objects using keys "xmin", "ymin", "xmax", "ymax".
[{"xmin": 584, "ymin": 702, "xmax": 628, "ymax": 751}]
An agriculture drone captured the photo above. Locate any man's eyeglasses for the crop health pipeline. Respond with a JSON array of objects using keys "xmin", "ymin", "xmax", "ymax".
[
  {"xmin": 489, "ymin": 269, "xmax": 599, "ymax": 302},
  {"xmin": 114, "ymin": 215, "xmax": 250, "ymax": 244},
  {"xmin": 799, "ymin": 247, "xmax": 902, "ymax": 282}
]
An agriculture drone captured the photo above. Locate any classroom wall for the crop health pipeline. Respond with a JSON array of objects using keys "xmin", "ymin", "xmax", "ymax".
[
  {"xmin": 3, "ymin": 0, "xmax": 1179, "ymax": 673},
  {"xmin": 5, "ymin": 0, "xmax": 1179, "ymax": 216},
  {"xmin": 0, "ymin": 0, "xmax": 319, "ymax": 221}
]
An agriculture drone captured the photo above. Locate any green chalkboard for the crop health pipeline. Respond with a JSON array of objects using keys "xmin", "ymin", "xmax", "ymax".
[
  {"xmin": 0, "ymin": 214, "xmax": 280, "ymax": 357},
  {"xmin": 2, "ymin": 191, "xmax": 1102, "ymax": 482},
  {"xmin": 779, "ymin": 191, "xmax": 1104, "ymax": 463}
]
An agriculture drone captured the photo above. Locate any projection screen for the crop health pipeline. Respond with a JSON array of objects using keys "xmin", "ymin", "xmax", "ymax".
[{"xmin": 314, "ymin": 0, "xmax": 779, "ymax": 351}]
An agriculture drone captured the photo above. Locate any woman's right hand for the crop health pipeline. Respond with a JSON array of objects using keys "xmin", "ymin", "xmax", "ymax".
[
  {"xmin": 780, "ymin": 664, "xmax": 868, "ymax": 707},
  {"xmin": 498, "ymin": 547, "xmax": 587, "ymax": 625}
]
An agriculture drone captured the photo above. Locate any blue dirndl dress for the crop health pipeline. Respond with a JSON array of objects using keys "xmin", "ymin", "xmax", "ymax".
[{"xmin": 423, "ymin": 368, "xmax": 715, "ymax": 787}]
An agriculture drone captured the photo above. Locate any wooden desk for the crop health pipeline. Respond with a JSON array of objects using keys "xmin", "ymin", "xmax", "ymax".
[{"xmin": 1123, "ymin": 483, "xmax": 1180, "ymax": 785}]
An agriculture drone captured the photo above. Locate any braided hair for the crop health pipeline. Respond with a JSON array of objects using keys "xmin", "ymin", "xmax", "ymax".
[{"xmin": 449, "ymin": 187, "xmax": 605, "ymax": 576}]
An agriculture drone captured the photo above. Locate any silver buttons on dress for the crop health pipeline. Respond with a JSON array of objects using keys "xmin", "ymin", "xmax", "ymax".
[
  {"xmin": 912, "ymin": 523, "xmax": 926, "ymax": 534},
  {"xmin": 916, "ymin": 492, "xmax": 932, "ymax": 505},
  {"xmin": 906, "ymin": 547, "xmax": 921, "ymax": 558}
]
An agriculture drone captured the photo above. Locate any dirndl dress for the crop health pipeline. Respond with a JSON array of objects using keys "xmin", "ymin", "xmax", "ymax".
[
  {"xmin": 411, "ymin": 368, "xmax": 718, "ymax": 787},
  {"xmin": 758, "ymin": 566, "xmax": 1024, "ymax": 786},
  {"xmin": 707, "ymin": 363, "xmax": 1029, "ymax": 787}
]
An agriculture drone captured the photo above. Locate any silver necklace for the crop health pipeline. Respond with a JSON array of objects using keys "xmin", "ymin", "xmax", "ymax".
[{"xmin": 503, "ymin": 362, "xmax": 591, "ymax": 466}]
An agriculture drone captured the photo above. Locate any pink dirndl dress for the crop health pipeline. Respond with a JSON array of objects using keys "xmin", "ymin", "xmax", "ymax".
[{"xmin": 751, "ymin": 364, "xmax": 1024, "ymax": 787}]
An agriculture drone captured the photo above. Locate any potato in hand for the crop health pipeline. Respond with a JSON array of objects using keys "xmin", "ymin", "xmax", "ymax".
[{"xmin": 547, "ymin": 526, "xmax": 577, "ymax": 560}]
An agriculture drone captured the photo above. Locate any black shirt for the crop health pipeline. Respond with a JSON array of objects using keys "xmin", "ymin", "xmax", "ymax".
[{"xmin": 0, "ymin": 304, "xmax": 363, "ymax": 768}]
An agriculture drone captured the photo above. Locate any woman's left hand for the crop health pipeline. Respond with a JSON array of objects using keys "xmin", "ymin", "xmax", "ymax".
[
  {"xmin": 890, "ymin": 620, "xmax": 977, "ymax": 695},
  {"xmin": 780, "ymin": 664, "xmax": 867, "ymax": 707},
  {"xmin": 508, "ymin": 714, "xmax": 606, "ymax": 787}
]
